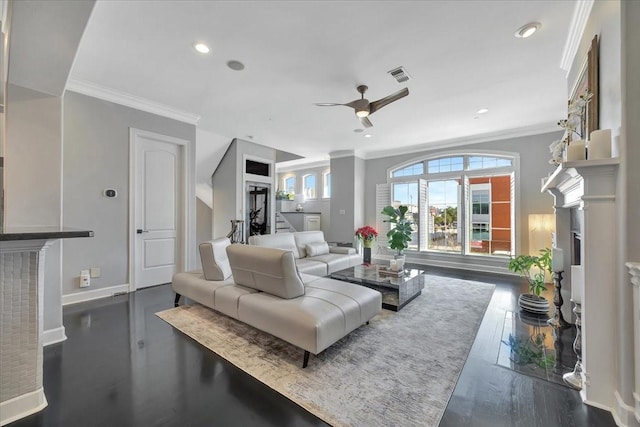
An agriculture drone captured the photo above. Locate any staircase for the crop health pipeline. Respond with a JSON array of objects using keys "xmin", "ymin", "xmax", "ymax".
[{"xmin": 275, "ymin": 212, "xmax": 296, "ymax": 233}]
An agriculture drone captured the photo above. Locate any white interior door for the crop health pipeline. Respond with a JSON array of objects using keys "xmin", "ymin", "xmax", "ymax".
[{"xmin": 134, "ymin": 134, "xmax": 181, "ymax": 288}]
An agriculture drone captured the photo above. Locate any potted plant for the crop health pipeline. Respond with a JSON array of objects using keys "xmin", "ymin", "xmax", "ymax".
[
  {"xmin": 381, "ymin": 205, "xmax": 413, "ymax": 268},
  {"xmin": 355, "ymin": 225, "xmax": 378, "ymax": 265},
  {"xmin": 508, "ymin": 248, "xmax": 552, "ymax": 314}
]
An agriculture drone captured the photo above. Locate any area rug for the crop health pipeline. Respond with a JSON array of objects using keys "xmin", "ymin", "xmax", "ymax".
[{"xmin": 156, "ymin": 274, "xmax": 495, "ymax": 427}]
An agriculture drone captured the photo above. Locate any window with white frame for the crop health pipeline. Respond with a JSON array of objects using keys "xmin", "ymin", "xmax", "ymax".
[
  {"xmin": 303, "ymin": 174, "xmax": 317, "ymax": 199},
  {"xmin": 384, "ymin": 154, "xmax": 516, "ymax": 257},
  {"xmin": 284, "ymin": 176, "xmax": 296, "ymax": 194},
  {"xmin": 323, "ymin": 172, "xmax": 331, "ymax": 198}
]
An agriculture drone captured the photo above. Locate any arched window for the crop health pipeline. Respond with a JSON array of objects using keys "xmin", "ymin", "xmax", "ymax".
[
  {"xmin": 303, "ymin": 174, "xmax": 317, "ymax": 200},
  {"xmin": 284, "ymin": 176, "xmax": 296, "ymax": 194},
  {"xmin": 382, "ymin": 152, "xmax": 517, "ymax": 258},
  {"xmin": 323, "ymin": 171, "xmax": 331, "ymax": 198}
]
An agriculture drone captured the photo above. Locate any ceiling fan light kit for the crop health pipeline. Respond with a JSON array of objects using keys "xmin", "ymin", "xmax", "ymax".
[{"xmin": 314, "ymin": 83, "xmax": 409, "ymax": 128}]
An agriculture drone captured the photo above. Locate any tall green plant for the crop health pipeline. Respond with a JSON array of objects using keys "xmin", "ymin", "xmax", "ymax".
[
  {"xmin": 381, "ymin": 205, "xmax": 413, "ymax": 255},
  {"xmin": 507, "ymin": 248, "xmax": 552, "ymax": 296}
]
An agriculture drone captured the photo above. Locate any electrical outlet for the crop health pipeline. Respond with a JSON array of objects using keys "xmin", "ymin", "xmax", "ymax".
[
  {"xmin": 339, "ymin": 209, "xmax": 346, "ymax": 215},
  {"xmin": 80, "ymin": 270, "xmax": 90, "ymax": 288},
  {"xmin": 90, "ymin": 267, "xmax": 101, "ymax": 278}
]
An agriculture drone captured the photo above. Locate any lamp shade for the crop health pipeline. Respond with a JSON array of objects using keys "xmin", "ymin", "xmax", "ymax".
[{"xmin": 528, "ymin": 214, "xmax": 555, "ymax": 255}]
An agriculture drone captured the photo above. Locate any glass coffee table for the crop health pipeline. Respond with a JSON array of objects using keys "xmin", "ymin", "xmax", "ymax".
[{"xmin": 329, "ymin": 264, "xmax": 425, "ymax": 311}]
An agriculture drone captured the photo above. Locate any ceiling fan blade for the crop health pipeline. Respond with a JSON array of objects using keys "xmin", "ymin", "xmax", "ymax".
[
  {"xmin": 360, "ymin": 117, "xmax": 373, "ymax": 128},
  {"xmin": 314, "ymin": 103, "xmax": 347, "ymax": 106},
  {"xmin": 369, "ymin": 87, "xmax": 409, "ymax": 115}
]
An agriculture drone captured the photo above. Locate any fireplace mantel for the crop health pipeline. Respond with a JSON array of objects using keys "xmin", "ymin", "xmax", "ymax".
[
  {"xmin": 542, "ymin": 157, "xmax": 620, "ymax": 408},
  {"xmin": 542, "ymin": 158, "xmax": 620, "ymax": 208}
]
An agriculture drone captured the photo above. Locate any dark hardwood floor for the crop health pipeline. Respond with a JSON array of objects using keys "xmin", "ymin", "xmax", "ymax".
[{"xmin": 12, "ymin": 268, "xmax": 616, "ymax": 427}]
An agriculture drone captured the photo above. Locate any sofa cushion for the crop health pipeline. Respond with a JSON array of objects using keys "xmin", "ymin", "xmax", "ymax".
[
  {"xmin": 171, "ymin": 270, "xmax": 235, "ymax": 308},
  {"xmin": 199, "ymin": 238, "xmax": 232, "ymax": 281},
  {"xmin": 307, "ymin": 253, "xmax": 352, "ymax": 274},
  {"xmin": 293, "ymin": 231, "xmax": 326, "ymax": 258},
  {"xmin": 305, "ymin": 241, "xmax": 329, "ymax": 257},
  {"xmin": 305, "ymin": 277, "xmax": 382, "ymax": 324},
  {"xmin": 248, "ymin": 233, "xmax": 301, "ymax": 258},
  {"xmin": 295, "ymin": 258, "xmax": 328, "ymax": 276},
  {"xmin": 226, "ymin": 244, "xmax": 305, "ymax": 299}
]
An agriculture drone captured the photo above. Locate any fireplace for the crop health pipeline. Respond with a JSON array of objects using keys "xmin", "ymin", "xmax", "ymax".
[
  {"xmin": 542, "ymin": 158, "xmax": 619, "ymax": 407},
  {"xmin": 570, "ymin": 208, "xmax": 582, "ymax": 266}
]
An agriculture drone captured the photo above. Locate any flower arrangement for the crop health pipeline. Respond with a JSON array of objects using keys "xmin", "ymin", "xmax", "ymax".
[
  {"xmin": 355, "ymin": 226, "xmax": 378, "ymax": 248},
  {"xmin": 549, "ymin": 90, "xmax": 593, "ymax": 165}
]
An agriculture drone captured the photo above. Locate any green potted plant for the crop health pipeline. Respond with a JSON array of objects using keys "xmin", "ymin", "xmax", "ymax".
[
  {"xmin": 381, "ymin": 205, "xmax": 413, "ymax": 268},
  {"xmin": 508, "ymin": 248, "xmax": 552, "ymax": 314}
]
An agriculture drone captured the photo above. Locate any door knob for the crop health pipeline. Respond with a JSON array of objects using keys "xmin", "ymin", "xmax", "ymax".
[{"xmin": 136, "ymin": 229, "xmax": 149, "ymax": 234}]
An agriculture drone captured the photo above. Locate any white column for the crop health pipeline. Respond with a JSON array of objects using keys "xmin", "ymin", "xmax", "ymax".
[{"xmin": 626, "ymin": 262, "xmax": 640, "ymax": 423}]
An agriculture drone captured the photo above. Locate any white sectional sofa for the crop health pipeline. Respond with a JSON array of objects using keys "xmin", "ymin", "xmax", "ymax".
[
  {"xmin": 248, "ymin": 231, "xmax": 361, "ymax": 275},
  {"xmin": 172, "ymin": 237, "xmax": 381, "ymax": 367}
]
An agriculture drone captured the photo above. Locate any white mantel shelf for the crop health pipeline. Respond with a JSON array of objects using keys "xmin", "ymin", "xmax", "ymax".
[
  {"xmin": 541, "ymin": 158, "xmax": 620, "ymax": 193},
  {"xmin": 542, "ymin": 156, "xmax": 620, "ymax": 409}
]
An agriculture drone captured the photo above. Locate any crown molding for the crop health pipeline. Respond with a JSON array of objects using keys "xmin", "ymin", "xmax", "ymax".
[
  {"xmin": 276, "ymin": 159, "xmax": 329, "ymax": 173},
  {"xmin": 65, "ymin": 79, "xmax": 201, "ymax": 125},
  {"xmin": 363, "ymin": 122, "xmax": 561, "ymax": 160},
  {"xmin": 560, "ymin": 0, "xmax": 595, "ymax": 75}
]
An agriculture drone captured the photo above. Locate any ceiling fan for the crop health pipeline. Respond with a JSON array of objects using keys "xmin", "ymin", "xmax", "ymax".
[{"xmin": 314, "ymin": 85, "xmax": 409, "ymax": 128}]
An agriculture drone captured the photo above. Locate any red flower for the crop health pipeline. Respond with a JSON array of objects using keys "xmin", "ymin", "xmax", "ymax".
[{"xmin": 355, "ymin": 226, "xmax": 378, "ymax": 241}]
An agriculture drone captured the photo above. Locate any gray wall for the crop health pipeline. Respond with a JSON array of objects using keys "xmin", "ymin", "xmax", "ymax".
[
  {"xmin": 624, "ymin": 0, "xmax": 640, "ymax": 264},
  {"xmin": 212, "ymin": 138, "xmax": 276, "ymax": 239},
  {"xmin": 195, "ymin": 198, "xmax": 212, "ymax": 269},
  {"xmin": 212, "ymin": 143, "xmax": 238, "ymax": 238},
  {"xmin": 364, "ymin": 131, "xmax": 562, "ymax": 260},
  {"xmin": 62, "ymin": 91, "xmax": 196, "ymax": 296},
  {"xmin": 328, "ymin": 156, "xmax": 365, "ymax": 243},
  {"xmin": 4, "ymin": 84, "xmax": 64, "ymax": 332}
]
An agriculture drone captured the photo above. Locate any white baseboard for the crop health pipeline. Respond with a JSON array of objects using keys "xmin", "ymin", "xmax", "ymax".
[
  {"xmin": 42, "ymin": 326, "xmax": 67, "ymax": 346},
  {"xmin": 62, "ymin": 284, "xmax": 130, "ymax": 306},
  {"xmin": 612, "ymin": 391, "xmax": 640, "ymax": 427},
  {"xmin": 0, "ymin": 387, "xmax": 47, "ymax": 426}
]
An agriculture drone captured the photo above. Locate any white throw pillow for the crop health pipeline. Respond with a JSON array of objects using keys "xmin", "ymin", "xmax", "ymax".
[{"xmin": 305, "ymin": 242, "xmax": 330, "ymax": 257}]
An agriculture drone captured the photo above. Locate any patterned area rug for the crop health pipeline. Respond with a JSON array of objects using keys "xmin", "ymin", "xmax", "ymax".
[{"xmin": 156, "ymin": 274, "xmax": 495, "ymax": 427}]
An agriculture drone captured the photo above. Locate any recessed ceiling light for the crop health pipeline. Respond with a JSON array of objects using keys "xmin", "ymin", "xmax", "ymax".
[
  {"xmin": 364, "ymin": 134, "xmax": 372, "ymax": 138},
  {"xmin": 193, "ymin": 42, "xmax": 210, "ymax": 54},
  {"xmin": 227, "ymin": 60, "xmax": 245, "ymax": 71},
  {"xmin": 476, "ymin": 108, "xmax": 489, "ymax": 114},
  {"xmin": 515, "ymin": 22, "xmax": 541, "ymax": 38}
]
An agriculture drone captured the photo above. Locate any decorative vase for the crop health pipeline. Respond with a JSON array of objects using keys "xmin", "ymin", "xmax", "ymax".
[
  {"xmin": 363, "ymin": 247, "xmax": 372, "ymax": 264},
  {"xmin": 518, "ymin": 293, "xmax": 550, "ymax": 315},
  {"xmin": 394, "ymin": 254, "xmax": 405, "ymax": 270}
]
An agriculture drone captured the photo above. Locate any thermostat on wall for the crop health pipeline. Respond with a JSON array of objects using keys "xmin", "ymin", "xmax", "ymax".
[{"xmin": 104, "ymin": 189, "xmax": 118, "ymax": 198}]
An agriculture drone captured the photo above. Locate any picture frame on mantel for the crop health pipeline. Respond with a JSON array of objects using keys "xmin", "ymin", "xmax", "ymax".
[{"xmin": 569, "ymin": 34, "xmax": 599, "ymax": 141}]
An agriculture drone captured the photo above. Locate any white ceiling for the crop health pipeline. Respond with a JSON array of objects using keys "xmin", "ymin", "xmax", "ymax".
[{"xmin": 69, "ymin": 0, "xmax": 576, "ymax": 164}]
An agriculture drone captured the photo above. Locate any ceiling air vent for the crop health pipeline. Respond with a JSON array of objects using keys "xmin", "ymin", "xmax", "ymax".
[{"xmin": 388, "ymin": 66, "xmax": 411, "ymax": 83}]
